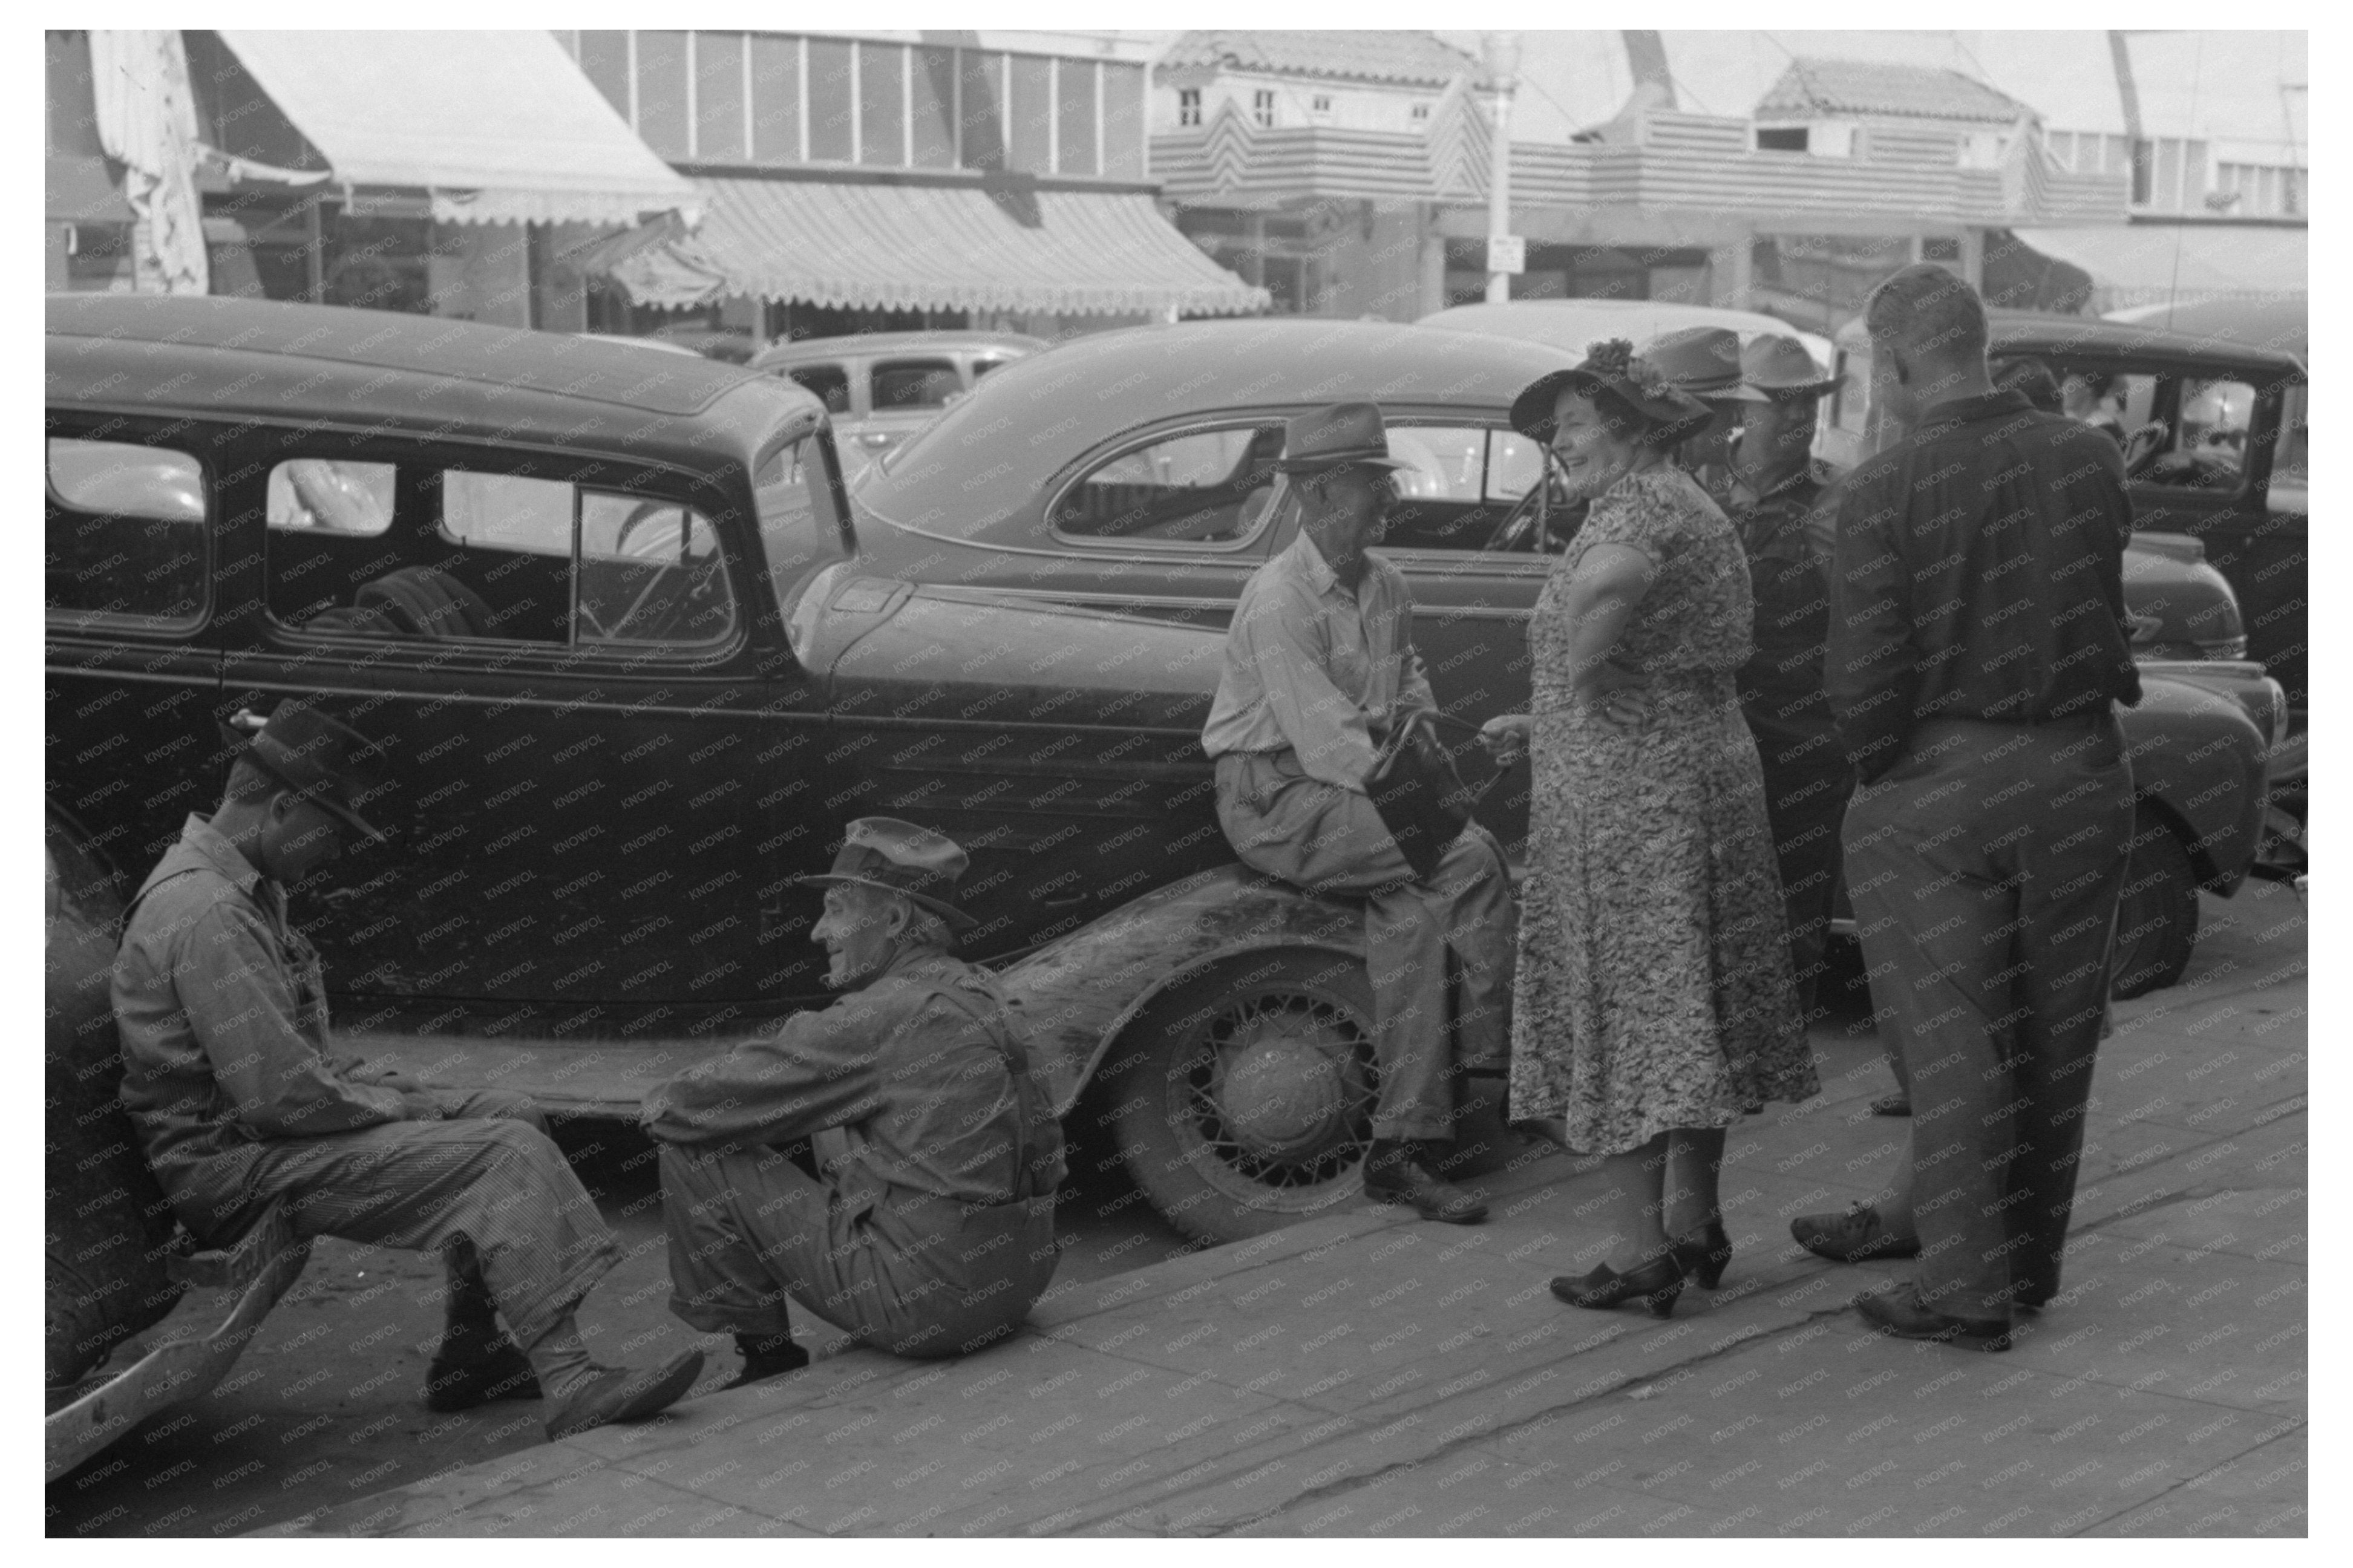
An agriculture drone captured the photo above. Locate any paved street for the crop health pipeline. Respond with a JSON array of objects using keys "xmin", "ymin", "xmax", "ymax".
[{"xmin": 182, "ymin": 877, "xmax": 2308, "ymax": 1540}]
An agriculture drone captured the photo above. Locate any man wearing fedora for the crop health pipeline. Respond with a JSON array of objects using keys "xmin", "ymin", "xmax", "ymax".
[
  {"xmin": 1203, "ymin": 402, "xmax": 1514, "ymax": 1226},
  {"xmin": 1638, "ymin": 325, "xmax": 1747, "ymax": 501},
  {"xmin": 113, "ymin": 699, "xmax": 703, "ymax": 1440},
  {"xmin": 1718, "ymin": 334, "xmax": 1853, "ymax": 1016},
  {"xmin": 644, "ymin": 817, "xmax": 1065, "ymax": 1382}
]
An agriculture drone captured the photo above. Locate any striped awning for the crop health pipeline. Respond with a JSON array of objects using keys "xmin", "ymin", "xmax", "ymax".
[
  {"xmin": 2011, "ymin": 224, "xmax": 2306, "ymax": 310},
  {"xmin": 598, "ymin": 176, "xmax": 1268, "ymax": 318},
  {"xmin": 214, "ymin": 30, "xmax": 698, "ymax": 227}
]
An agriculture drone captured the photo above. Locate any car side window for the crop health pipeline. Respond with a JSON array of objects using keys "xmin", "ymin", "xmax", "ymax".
[
  {"xmin": 872, "ymin": 358, "xmax": 962, "ymax": 410},
  {"xmin": 45, "ymin": 437, "xmax": 207, "ymax": 632},
  {"xmin": 264, "ymin": 454, "xmax": 735, "ymax": 652},
  {"xmin": 1050, "ymin": 424, "xmax": 1286, "ymax": 545},
  {"xmin": 969, "ymin": 356, "xmax": 1012, "ymax": 381},
  {"xmin": 1381, "ymin": 426, "xmax": 1545, "ymax": 552},
  {"xmin": 784, "ymin": 364, "xmax": 851, "ymax": 414}
]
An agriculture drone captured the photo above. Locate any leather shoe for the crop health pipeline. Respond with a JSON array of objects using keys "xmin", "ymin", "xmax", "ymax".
[
  {"xmin": 727, "ymin": 1332, "xmax": 810, "ymax": 1390},
  {"xmin": 543, "ymin": 1349, "xmax": 705, "ymax": 1440},
  {"xmin": 1361, "ymin": 1140, "xmax": 1487, "ymax": 1224},
  {"xmin": 424, "ymin": 1334, "xmax": 542, "ymax": 1413},
  {"xmin": 1855, "ymin": 1286, "xmax": 2013, "ymax": 1352},
  {"xmin": 1791, "ymin": 1203, "xmax": 1919, "ymax": 1262}
]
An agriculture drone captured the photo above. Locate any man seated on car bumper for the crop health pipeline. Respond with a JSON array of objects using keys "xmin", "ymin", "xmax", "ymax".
[
  {"xmin": 113, "ymin": 701, "xmax": 702, "ymax": 1441},
  {"xmin": 1202, "ymin": 402, "xmax": 1514, "ymax": 1227},
  {"xmin": 643, "ymin": 818, "xmax": 1065, "ymax": 1387}
]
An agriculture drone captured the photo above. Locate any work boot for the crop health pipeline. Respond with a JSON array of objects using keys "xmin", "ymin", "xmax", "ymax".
[
  {"xmin": 1361, "ymin": 1138, "xmax": 1487, "ymax": 1224},
  {"xmin": 727, "ymin": 1331, "xmax": 810, "ymax": 1390},
  {"xmin": 543, "ymin": 1350, "xmax": 705, "ymax": 1440}
]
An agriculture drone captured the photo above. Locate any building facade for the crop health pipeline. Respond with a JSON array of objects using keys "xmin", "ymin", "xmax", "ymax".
[{"xmin": 1148, "ymin": 33, "xmax": 2129, "ymax": 333}]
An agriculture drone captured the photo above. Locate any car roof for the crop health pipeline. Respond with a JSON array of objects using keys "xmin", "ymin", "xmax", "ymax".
[
  {"xmin": 753, "ymin": 330, "xmax": 1052, "ymax": 368},
  {"xmin": 1834, "ymin": 305, "xmax": 2306, "ymax": 377},
  {"xmin": 1421, "ymin": 299, "xmax": 1836, "ymax": 367},
  {"xmin": 47, "ymin": 294, "xmax": 823, "ymax": 468},
  {"xmin": 858, "ymin": 316, "xmax": 1580, "ymax": 526}
]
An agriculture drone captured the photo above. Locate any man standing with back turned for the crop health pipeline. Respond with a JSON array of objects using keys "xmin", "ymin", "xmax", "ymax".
[
  {"xmin": 1826, "ymin": 266, "xmax": 2141, "ymax": 1351},
  {"xmin": 1203, "ymin": 402, "xmax": 1515, "ymax": 1226}
]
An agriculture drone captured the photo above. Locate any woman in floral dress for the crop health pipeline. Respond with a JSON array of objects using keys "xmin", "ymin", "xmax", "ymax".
[{"xmin": 1480, "ymin": 340, "xmax": 1814, "ymax": 1320}]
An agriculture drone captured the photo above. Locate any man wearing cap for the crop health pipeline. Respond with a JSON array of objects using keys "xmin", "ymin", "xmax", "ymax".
[
  {"xmin": 1719, "ymin": 334, "xmax": 1853, "ymax": 1014},
  {"xmin": 644, "ymin": 818, "xmax": 1065, "ymax": 1383},
  {"xmin": 1203, "ymin": 401, "xmax": 1514, "ymax": 1227},
  {"xmin": 1638, "ymin": 325, "xmax": 1747, "ymax": 501},
  {"xmin": 113, "ymin": 699, "xmax": 702, "ymax": 1439}
]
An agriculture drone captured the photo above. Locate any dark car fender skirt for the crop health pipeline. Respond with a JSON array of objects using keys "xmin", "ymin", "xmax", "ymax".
[{"xmin": 994, "ymin": 863, "xmax": 1367, "ymax": 1118}]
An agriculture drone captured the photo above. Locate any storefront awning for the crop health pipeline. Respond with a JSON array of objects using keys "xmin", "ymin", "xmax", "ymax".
[
  {"xmin": 214, "ymin": 30, "xmax": 699, "ymax": 227},
  {"xmin": 598, "ymin": 176, "xmax": 1269, "ymax": 318},
  {"xmin": 2009, "ymin": 224, "xmax": 2306, "ymax": 310}
]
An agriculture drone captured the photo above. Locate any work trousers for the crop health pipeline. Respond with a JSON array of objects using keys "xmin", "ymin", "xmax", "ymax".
[
  {"xmin": 1759, "ymin": 752, "xmax": 1854, "ymax": 1015},
  {"xmin": 1214, "ymin": 749, "xmax": 1514, "ymax": 1142},
  {"xmin": 659, "ymin": 1142, "xmax": 1058, "ymax": 1360},
  {"xmin": 214, "ymin": 1088, "xmax": 620, "ymax": 1348},
  {"xmin": 1843, "ymin": 714, "xmax": 2133, "ymax": 1322}
]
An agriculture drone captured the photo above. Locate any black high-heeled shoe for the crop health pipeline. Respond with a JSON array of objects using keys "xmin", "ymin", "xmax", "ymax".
[
  {"xmin": 1669, "ymin": 1220, "xmax": 1732, "ymax": 1290},
  {"xmin": 1549, "ymin": 1255, "xmax": 1685, "ymax": 1319}
]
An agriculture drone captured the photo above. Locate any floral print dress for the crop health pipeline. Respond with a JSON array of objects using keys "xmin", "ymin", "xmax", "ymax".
[{"xmin": 1506, "ymin": 465, "xmax": 1815, "ymax": 1154}]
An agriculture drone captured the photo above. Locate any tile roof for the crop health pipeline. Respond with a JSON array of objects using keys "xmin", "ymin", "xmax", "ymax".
[
  {"xmin": 1756, "ymin": 57, "xmax": 2028, "ymax": 126},
  {"xmin": 1161, "ymin": 31, "xmax": 1477, "ymax": 89}
]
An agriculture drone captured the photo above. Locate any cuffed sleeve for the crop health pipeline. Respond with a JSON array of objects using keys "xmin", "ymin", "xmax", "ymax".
[{"xmin": 643, "ymin": 1001, "xmax": 889, "ymax": 1148}]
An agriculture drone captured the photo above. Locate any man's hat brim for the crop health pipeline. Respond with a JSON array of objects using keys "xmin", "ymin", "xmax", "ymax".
[
  {"xmin": 1510, "ymin": 367, "xmax": 1715, "ymax": 446},
  {"xmin": 1721, "ymin": 376, "xmax": 1842, "ymax": 403},
  {"xmin": 1272, "ymin": 450, "xmax": 1410, "ymax": 474},
  {"xmin": 794, "ymin": 872, "xmax": 978, "ymax": 933},
  {"xmin": 218, "ymin": 721, "xmax": 388, "ymax": 844}
]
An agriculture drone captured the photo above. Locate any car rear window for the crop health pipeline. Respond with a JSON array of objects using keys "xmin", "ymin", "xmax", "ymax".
[
  {"xmin": 872, "ymin": 358, "xmax": 961, "ymax": 410},
  {"xmin": 783, "ymin": 364, "xmax": 851, "ymax": 414}
]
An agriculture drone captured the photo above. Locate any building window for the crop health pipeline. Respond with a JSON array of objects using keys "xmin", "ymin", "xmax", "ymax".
[
  {"xmin": 1311, "ymin": 94, "xmax": 1332, "ymax": 119},
  {"xmin": 1410, "ymin": 101, "xmax": 1430, "ymax": 123},
  {"xmin": 1253, "ymin": 89, "xmax": 1275, "ymax": 129},
  {"xmin": 1755, "ymin": 126, "xmax": 1808, "ymax": 153},
  {"xmin": 1178, "ymin": 88, "xmax": 1200, "ymax": 128}
]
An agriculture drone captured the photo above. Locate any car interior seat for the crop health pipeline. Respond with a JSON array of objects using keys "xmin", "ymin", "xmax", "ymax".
[{"xmin": 355, "ymin": 566, "xmax": 496, "ymax": 639}]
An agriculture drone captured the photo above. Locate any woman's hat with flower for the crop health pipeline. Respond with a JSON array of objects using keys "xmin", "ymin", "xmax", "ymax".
[{"xmin": 1508, "ymin": 339, "xmax": 1715, "ymax": 446}]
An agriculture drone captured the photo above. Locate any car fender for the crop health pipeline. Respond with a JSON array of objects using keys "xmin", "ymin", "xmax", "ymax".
[
  {"xmin": 2118, "ymin": 672, "xmax": 2267, "ymax": 892},
  {"xmin": 995, "ymin": 863, "xmax": 1366, "ymax": 1117}
]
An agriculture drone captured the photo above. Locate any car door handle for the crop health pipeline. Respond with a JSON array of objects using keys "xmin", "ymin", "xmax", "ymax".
[
  {"xmin": 857, "ymin": 433, "xmax": 892, "ymax": 447},
  {"xmin": 1038, "ymin": 893, "xmax": 1090, "ymax": 909}
]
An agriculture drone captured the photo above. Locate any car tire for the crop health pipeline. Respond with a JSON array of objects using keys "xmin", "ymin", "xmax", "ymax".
[
  {"xmin": 1102, "ymin": 949, "xmax": 1381, "ymax": 1246},
  {"xmin": 2110, "ymin": 808, "xmax": 2200, "ymax": 1000}
]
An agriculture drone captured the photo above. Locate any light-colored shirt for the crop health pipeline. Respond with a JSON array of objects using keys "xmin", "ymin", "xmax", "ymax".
[
  {"xmin": 1201, "ymin": 531, "xmax": 1436, "ymax": 791},
  {"xmin": 114, "ymin": 815, "xmax": 410, "ymax": 1220}
]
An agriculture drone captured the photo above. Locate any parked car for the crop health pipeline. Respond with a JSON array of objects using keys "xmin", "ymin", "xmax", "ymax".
[
  {"xmin": 574, "ymin": 331, "xmax": 709, "ymax": 358},
  {"xmin": 1419, "ymin": 298, "xmax": 1836, "ymax": 400},
  {"xmin": 1828, "ymin": 309, "xmax": 2306, "ymax": 709},
  {"xmin": 43, "ymin": 298, "xmax": 2282, "ymax": 1305},
  {"xmin": 750, "ymin": 329, "xmax": 1050, "ymax": 473}
]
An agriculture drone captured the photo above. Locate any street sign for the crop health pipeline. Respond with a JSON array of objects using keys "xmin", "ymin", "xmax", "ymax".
[{"xmin": 1486, "ymin": 235, "xmax": 1526, "ymax": 275}]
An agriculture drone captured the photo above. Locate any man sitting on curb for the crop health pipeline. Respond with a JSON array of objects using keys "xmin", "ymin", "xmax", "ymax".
[
  {"xmin": 114, "ymin": 700, "xmax": 701, "ymax": 1440},
  {"xmin": 643, "ymin": 817, "xmax": 1065, "ymax": 1385}
]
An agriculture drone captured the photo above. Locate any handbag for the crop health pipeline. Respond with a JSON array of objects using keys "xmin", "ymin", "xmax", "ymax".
[{"xmin": 1366, "ymin": 716, "xmax": 1494, "ymax": 883}]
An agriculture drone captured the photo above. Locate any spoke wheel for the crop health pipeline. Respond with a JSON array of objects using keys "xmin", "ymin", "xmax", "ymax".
[{"xmin": 1104, "ymin": 950, "xmax": 1379, "ymax": 1244}]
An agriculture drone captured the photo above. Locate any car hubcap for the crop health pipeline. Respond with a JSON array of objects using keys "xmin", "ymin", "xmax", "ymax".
[{"xmin": 1181, "ymin": 992, "xmax": 1375, "ymax": 1195}]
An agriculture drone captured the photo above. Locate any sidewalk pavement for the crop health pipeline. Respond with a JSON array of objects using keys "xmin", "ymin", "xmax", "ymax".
[{"xmin": 267, "ymin": 883, "xmax": 2308, "ymax": 1538}]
